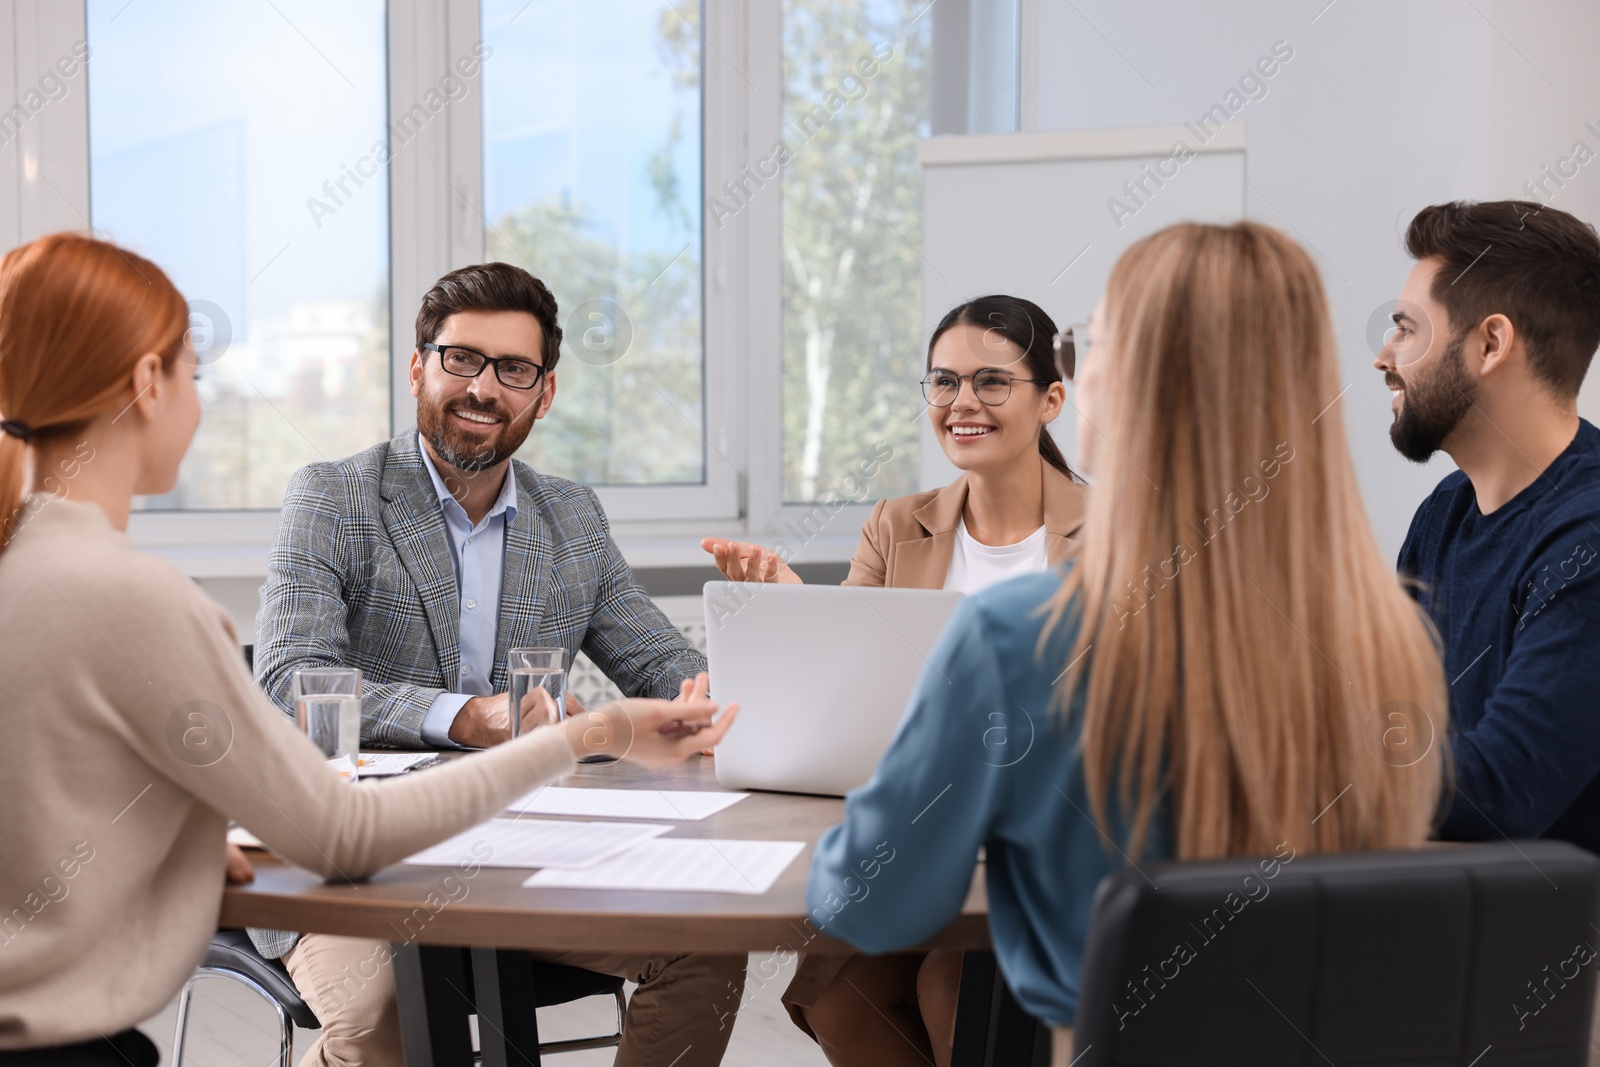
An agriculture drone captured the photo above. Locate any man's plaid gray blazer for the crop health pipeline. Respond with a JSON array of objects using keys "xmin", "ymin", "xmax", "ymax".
[{"xmin": 248, "ymin": 429, "xmax": 705, "ymax": 959}]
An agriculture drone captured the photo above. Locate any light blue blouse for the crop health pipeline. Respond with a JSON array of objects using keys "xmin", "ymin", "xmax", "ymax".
[{"xmin": 805, "ymin": 566, "xmax": 1171, "ymax": 1027}]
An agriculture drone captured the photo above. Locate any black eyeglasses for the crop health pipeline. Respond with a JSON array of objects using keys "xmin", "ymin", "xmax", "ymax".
[
  {"xmin": 423, "ymin": 342, "xmax": 547, "ymax": 391},
  {"xmin": 1051, "ymin": 324, "xmax": 1093, "ymax": 382},
  {"xmin": 921, "ymin": 370, "xmax": 1050, "ymax": 408}
]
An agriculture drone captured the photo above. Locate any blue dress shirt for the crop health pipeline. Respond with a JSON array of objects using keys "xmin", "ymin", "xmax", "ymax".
[
  {"xmin": 417, "ymin": 445, "xmax": 519, "ymax": 747},
  {"xmin": 806, "ymin": 567, "xmax": 1171, "ymax": 1027}
]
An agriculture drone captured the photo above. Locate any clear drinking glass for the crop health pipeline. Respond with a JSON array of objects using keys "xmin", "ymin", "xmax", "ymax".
[
  {"xmin": 508, "ymin": 647, "xmax": 567, "ymax": 740},
  {"xmin": 293, "ymin": 668, "xmax": 362, "ymax": 780}
]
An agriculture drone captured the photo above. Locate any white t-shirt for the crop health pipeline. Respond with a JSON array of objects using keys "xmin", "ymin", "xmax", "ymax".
[{"xmin": 942, "ymin": 518, "xmax": 1049, "ymax": 595}]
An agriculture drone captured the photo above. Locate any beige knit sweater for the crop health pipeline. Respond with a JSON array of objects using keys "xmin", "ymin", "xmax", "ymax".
[{"xmin": 0, "ymin": 494, "xmax": 577, "ymax": 1049}]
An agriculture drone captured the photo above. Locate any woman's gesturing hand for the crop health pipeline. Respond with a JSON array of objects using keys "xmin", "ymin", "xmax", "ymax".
[
  {"xmin": 561, "ymin": 673, "xmax": 740, "ymax": 768},
  {"xmin": 700, "ymin": 537, "xmax": 803, "ymax": 584}
]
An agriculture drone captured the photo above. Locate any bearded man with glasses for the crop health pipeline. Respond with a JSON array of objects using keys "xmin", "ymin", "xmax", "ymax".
[{"xmin": 248, "ymin": 262, "xmax": 746, "ymax": 1067}]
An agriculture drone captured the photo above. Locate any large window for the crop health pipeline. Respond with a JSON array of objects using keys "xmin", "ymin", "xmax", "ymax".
[
  {"xmin": 3, "ymin": 1, "xmax": 1011, "ymax": 552},
  {"xmin": 780, "ymin": 0, "xmax": 931, "ymax": 503},
  {"xmin": 482, "ymin": 0, "xmax": 705, "ymax": 487},
  {"xmin": 87, "ymin": 0, "xmax": 390, "ymax": 510}
]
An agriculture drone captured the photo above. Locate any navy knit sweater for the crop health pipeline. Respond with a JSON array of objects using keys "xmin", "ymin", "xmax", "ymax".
[{"xmin": 1398, "ymin": 418, "xmax": 1600, "ymax": 853}]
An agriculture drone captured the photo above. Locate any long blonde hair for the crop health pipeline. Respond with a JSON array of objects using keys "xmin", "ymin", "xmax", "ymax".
[{"xmin": 1050, "ymin": 221, "xmax": 1447, "ymax": 860}]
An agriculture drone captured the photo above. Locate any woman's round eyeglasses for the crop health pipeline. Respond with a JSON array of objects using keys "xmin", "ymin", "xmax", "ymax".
[{"xmin": 920, "ymin": 370, "xmax": 1050, "ymax": 408}]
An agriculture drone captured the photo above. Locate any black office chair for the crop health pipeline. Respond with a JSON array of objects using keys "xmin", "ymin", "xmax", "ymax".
[
  {"xmin": 172, "ymin": 929, "xmax": 319, "ymax": 1067},
  {"xmin": 1069, "ymin": 840, "xmax": 1600, "ymax": 1066},
  {"xmin": 174, "ymin": 933, "xmax": 626, "ymax": 1065},
  {"xmin": 516, "ymin": 960, "xmax": 628, "ymax": 1058}
]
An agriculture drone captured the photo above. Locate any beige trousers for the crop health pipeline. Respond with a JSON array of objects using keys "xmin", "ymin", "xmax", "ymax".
[
  {"xmin": 1592, "ymin": 983, "xmax": 1600, "ymax": 1067},
  {"xmin": 283, "ymin": 933, "xmax": 746, "ymax": 1067},
  {"xmin": 1051, "ymin": 1027, "xmax": 1076, "ymax": 1066}
]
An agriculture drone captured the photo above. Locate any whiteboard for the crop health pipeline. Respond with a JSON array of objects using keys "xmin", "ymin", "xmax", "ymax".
[{"xmin": 918, "ymin": 125, "xmax": 1246, "ymax": 489}]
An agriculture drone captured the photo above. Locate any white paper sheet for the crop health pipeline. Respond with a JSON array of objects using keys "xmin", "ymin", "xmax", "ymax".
[
  {"xmin": 357, "ymin": 752, "xmax": 438, "ymax": 777},
  {"xmin": 226, "ymin": 826, "xmax": 265, "ymax": 849},
  {"xmin": 507, "ymin": 787, "xmax": 749, "ymax": 822},
  {"xmin": 403, "ymin": 818, "xmax": 670, "ymax": 870},
  {"xmin": 521, "ymin": 839, "xmax": 805, "ymax": 895}
]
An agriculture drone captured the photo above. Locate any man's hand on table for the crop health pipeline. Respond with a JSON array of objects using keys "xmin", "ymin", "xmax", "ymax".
[
  {"xmin": 449, "ymin": 693, "xmax": 514, "ymax": 748},
  {"xmin": 450, "ymin": 689, "xmax": 580, "ymax": 748}
]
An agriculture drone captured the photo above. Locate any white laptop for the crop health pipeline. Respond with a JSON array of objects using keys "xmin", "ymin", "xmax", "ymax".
[{"xmin": 705, "ymin": 582, "xmax": 965, "ymax": 797}]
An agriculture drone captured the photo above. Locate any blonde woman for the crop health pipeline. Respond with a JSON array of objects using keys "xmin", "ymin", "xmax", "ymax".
[
  {"xmin": 0, "ymin": 233, "xmax": 736, "ymax": 1065},
  {"xmin": 703, "ymin": 295, "xmax": 1086, "ymax": 1065},
  {"xmin": 804, "ymin": 221, "xmax": 1448, "ymax": 1066}
]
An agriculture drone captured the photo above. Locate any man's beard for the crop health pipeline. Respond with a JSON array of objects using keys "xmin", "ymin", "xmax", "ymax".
[
  {"xmin": 1389, "ymin": 331, "xmax": 1475, "ymax": 463},
  {"xmin": 416, "ymin": 387, "xmax": 536, "ymax": 473}
]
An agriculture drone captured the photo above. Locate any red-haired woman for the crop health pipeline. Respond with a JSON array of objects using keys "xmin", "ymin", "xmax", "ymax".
[{"xmin": 0, "ymin": 233, "xmax": 736, "ymax": 1066}]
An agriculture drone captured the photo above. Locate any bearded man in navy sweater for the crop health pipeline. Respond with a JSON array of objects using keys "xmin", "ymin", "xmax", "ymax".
[{"xmin": 1378, "ymin": 200, "xmax": 1600, "ymax": 853}]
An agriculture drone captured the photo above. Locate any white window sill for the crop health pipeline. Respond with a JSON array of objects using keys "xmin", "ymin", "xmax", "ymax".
[{"xmin": 134, "ymin": 516, "xmax": 863, "ymax": 579}]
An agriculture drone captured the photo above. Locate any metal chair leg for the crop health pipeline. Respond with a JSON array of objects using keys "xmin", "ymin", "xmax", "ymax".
[
  {"xmin": 528, "ymin": 989, "xmax": 627, "ymax": 1057},
  {"xmin": 171, "ymin": 973, "xmax": 202, "ymax": 1066},
  {"xmin": 272, "ymin": 998, "xmax": 293, "ymax": 1067},
  {"xmin": 170, "ymin": 969, "xmax": 296, "ymax": 1067}
]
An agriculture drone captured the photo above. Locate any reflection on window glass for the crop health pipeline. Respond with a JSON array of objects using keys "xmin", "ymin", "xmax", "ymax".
[
  {"xmin": 483, "ymin": 1, "xmax": 704, "ymax": 486},
  {"xmin": 781, "ymin": 0, "xmax": 930, "ymax": 503},
  {"xmin": 88, "ymin": 0, "xmax": 389, "ymax": 510}
]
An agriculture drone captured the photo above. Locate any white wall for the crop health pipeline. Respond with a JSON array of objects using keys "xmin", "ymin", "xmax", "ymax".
[
  {"xmin": 918, "ymin": 129, "xmax": 1246, "ymax": 489},
  {"xmin": 1022, "ymin": 0, "xmax": 1600, "ymax": 558},
  {"xmin": 199, "ymin": 577, "xmax": 266, "ymax": 646},
  {"xmin": 1483, "ymin": 0, "xmax": 1600, "ymax": 431}
]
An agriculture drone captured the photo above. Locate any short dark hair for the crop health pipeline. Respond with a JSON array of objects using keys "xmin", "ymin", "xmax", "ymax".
[
  {"xmin": 415, "ymin": 262, "xmax": 564, "ymax": 373},
  {"xmin": 1405, "ymin": 200, "xmax": 1600, "ymax": 397}
]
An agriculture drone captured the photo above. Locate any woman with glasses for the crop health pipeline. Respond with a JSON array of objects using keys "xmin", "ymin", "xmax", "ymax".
[
  {"xmin": 0, "ymin": 234, "xmax": 737, "ymax": 1066},
  {"xmin": 704, "ymin": 293, "xmax": 1087, "ymax": 595},
  {"xmin": 806, "ymin": 222, "xmax": 1447, "ymax": 1066},
  {"xmin": 702, "ymin": 294, "xmax": 1088, "ymax": 1066}
]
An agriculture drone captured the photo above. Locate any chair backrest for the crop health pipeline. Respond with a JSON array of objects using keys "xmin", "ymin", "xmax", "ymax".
[{"xmin": 1075, "ymin": 840, "xmax": 1600, "ymax": 1066}]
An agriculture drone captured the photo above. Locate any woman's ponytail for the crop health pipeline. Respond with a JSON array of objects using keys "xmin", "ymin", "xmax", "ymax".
[
  {"xmin": 0, "ymin": 430, "xmax": 27, "ymax": 548},
  {"xmin": 1039, "ymin": 427, "xmax": 1073, "ymax": 479}
]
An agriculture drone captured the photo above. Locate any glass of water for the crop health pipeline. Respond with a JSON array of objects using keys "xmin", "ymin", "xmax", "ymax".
[
  {"xmin": 508, "ymin": 647, "xmax": 566, "ymax": 739},
  {"xmin": 293, "ymin": 668, "xmax": 362, "ymax": 780}
]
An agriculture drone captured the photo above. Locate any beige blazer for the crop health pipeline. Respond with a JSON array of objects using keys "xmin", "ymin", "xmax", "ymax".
[{"xmin": 843, "ymin": 463, "xmax": 1088, "ymax": 588}]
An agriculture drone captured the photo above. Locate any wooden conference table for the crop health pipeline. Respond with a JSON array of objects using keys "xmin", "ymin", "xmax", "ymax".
[{"xmin": 221, "ymin": 755, "xmax": 1042, "ymax": 1066}]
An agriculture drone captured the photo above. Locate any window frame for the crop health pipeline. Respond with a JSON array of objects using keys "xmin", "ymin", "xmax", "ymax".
[
  {"xmin": 7, "ymin": 0, "xmax": 1000, "ymax": 572},
  {"xmin": 3, "ymin": 3, "xmax": 92, "ymax": 262},
  {"xmin": 404, "ymin": 0, "xmax": 748, "ymax": 524}
]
